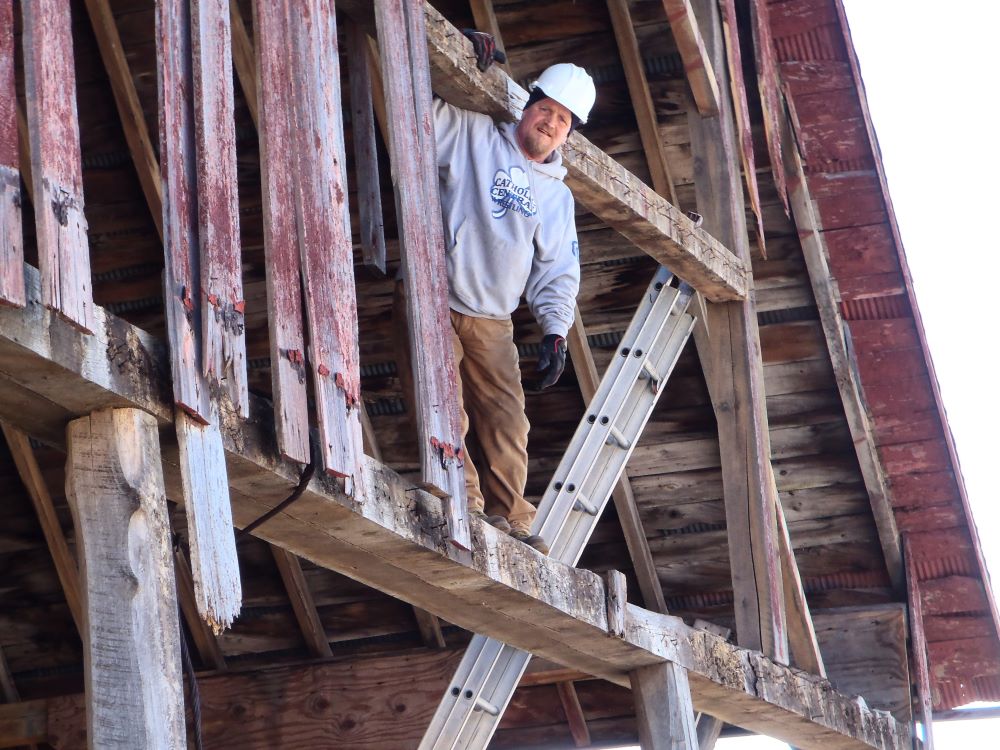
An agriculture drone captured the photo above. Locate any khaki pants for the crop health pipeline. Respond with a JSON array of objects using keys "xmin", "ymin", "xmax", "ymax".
[{"xmin": 393, "ymin": 282, "xmax": 536, "ymax": 533}]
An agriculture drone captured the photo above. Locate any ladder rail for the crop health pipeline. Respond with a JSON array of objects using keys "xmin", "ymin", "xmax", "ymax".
[{"xmin": 419, "ymin": 267, "xmax": 696, "ymax": 750}]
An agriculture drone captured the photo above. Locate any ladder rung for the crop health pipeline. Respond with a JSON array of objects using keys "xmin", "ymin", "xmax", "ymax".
[
  {"xmin": 474, "ymin": 696, "xmax": 500, "ymax": 716},
  {"xmin": 573, "ymin": 494, "xmax": 598, "ymax": 515},
  {"xmin": 640, "ymin": 358, "xmax": 661, "ymax": 389},
  {"xmin": 605, "ymin": 425, "xmax": 631, "ymax": 450}
]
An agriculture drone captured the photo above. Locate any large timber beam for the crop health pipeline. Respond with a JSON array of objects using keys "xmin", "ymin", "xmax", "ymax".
[
  {"xmin": 339, "ymin": 0, "xmax": 747, "ymax": 302},
  {"xmin": 0, "ymin": 267, "xmax": 907, "ymax": 750}
]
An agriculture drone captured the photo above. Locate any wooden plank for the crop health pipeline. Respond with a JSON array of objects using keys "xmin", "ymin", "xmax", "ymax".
[
  {"xmin": 191, "ymin": 0, "xmax": 249, "ymax": 417},
  {"xmin": 0, "ymin": 701, "xmax": 46, "ymax": 749},
  {"xmin": 630, "ymin": 661, "xmax": 698, "ymax": 750},
  {"xmin": 229, "ymin": 0, "xmax": 258, "ymax": 127},
  {"xmin": 345, "ymin": 19, "xmax": 388, "ymax": 275},
  {"xmin": 65, "ymin": 409, "xmax": 185, "ymax": 749},
  {"xmin": 288, "ymin": 0, "xmax": 364, "ymax": 482},
  {"xmin": 606, "ymin": 0, "xmax": 680, "ymax": 206},
  {"xmin": 374, "ymin": 0, "xmax": 469, "ymax": 548},
  {"xmin": 173, "ymin": 544, "xmax": 228, "ymax": 671},
  {"xmin": 0, "ymin": 1, "xmax": 24, "ymax": 309},
  {"xmin": 1, "ymin": 423, "xmax": 83, "ymax": 635},
  {"xmin": 568, "ymin": 310, "xmax": 668, "ymax": 614},
  {"xmin": 905, "ymin": 540, "xmax": 935, "ymax": 748},
  {"xmin": 82, "ymin": 0, "xmax": 164, "ymax": 241},
  {"xmin": 253, "ymin": 0, "xmax": 310, "ymax": 465},
  {"xmin": 748, "ymin": 0, "xmax": 788, "ymax": 214},
  {"xmin": 780, "ymin": 110, "xmax": 904, "ymax": 592},
  {"xmin": 21, "ymin": 0, "xmax": 95, "ymax": 333},
  {"xmin": 605, "ymin": 569, "xmax": 628, "ymax": 639},
  {"xmin": 271, "ymin": 546, "xmax": 334, "ymax": 659},
  {"xmin": 660, "ymin": 0, "xmax": 721, "ymax": 116},
  {"xmin": 0, "ymin": 273, "xmax": 910, "ymax": 750},
  {"xmin": 688, "ymin": 0, "xmax": 787, "ymax": 663},
  {"xmin": 719, "ymin": 0, "xmax": 765, "ymax": 257},
  {"xmin": 555, "ymin": 681, "xmax": 591, "ymax": 747}
]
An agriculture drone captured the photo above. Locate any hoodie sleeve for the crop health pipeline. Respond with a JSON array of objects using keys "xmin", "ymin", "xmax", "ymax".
[
  {"xmin": 432, "ymin": 98, "xmax": 467, "ymax": 168},
  {"xmin": 525, "ymin": 186, "xmax": 580, "ymax": 337}
]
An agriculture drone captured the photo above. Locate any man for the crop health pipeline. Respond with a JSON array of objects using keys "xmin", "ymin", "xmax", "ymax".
[{"xmin": 396, "ymin": 48, "xmax": 596, "ymax": 555}]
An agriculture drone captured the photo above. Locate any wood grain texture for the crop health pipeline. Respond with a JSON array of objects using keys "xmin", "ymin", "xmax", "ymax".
[
  {"xmin": 229, "ymin": 0, "xmax": 258, "ymax": 127},
  {"xmin": 374, "ymin": 0, "xmax": 469, "ymax": 547},
  {"xmin": 659, "ymin": 0, "xmax": 721, "ymax": 116},
  {"xmin": 254, "ymin": 0, "xmax": 310, "ymax": 465},
  {"xmin": 555, "ymin": 681, "xmax": 591, "ymax": 747},
  {"xmin": 191, "ymin": 0, "xmax": 249, "ymax": 417},
  {"xmin": 65, "ymin": 409, "xmax": 185, "ymax": 749},
  {"xmin": 271, "ymin": 546, "xmax": 333, "ymax": 658},
  {"xmin": 173, "ymin": 544, "xmax": 227, "ymax": 671},
  {"xmin": 905, "ymin": 540, "xmax": 935, "ymax": 748},
  {"xmin": 630, "ymin": 661, "xmax": 698, "ymax": 750},
  {"xmin": 749, "ymin": 0, "xmax": 788, "ymax": 213},
  {"xmin": 22, "ymin": 0, "xmax": 95, "ymax": 332},
  {"xmin": 289, "ymin": 0, "xmax": 364, "ymax": 482},
  {"xmin": 0, "ymin": 0, "xmax": 24, "ymax": 308},
  {"xmin": 345, "ymin": 19, "xmax": 387, "ymax": 275}
]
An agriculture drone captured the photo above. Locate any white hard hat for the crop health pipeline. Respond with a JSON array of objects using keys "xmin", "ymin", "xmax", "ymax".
[{"xmin": 530, "ymin": 63, "xmax": 596, "ymax": 124}]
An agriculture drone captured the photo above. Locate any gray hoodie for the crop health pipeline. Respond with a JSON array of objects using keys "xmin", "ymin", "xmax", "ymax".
[{"xmin": 433, "ymin": 99, "xmax": 580, "ymax": 337}]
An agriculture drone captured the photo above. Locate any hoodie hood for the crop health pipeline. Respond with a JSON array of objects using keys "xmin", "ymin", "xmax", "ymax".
[{"xmin": 498, "ymin": 121, "xmax": 568, "ymax": 181}]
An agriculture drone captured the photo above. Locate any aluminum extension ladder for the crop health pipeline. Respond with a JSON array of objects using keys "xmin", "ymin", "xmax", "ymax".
[{"xmin": 419, "ymin": 266, "xmax": 696, "ymax": 750}]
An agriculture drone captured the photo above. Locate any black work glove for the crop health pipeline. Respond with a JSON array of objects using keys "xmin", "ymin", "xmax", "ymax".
[
  {"xmin": 535, "ymin": 334, "xmax": 567, "ymax": 390},
  {"xmin": 461, "ymin": 29, "xmax": 506, "ymax": 72}
]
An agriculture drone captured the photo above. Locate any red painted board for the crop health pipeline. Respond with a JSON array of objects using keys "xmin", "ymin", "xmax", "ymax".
[
  {"xmin": 887, "ymin": 471, "xmax": 961, "ymax": 510},
  {"xmin": 191, "ymin": 0, "xmax": 249, "ymax": 417},
  {"xmin": 764, "ymin": 0, "xmax": 841, "ymax": 40},
  {"xmin": 22, "ymin": 0, "xmax": 95, "ymax": 332},
  {"xmin": 0, "ymin": 0, "xmax": 24, "ymax": 308},
  {"xmin": 254, "ymin": 0, "xmax": 310, "ymax": 465},
  {"xmin": 288, "ymin": 0, "xmax": 364, "ymax": 483},
  {"xmin": 878, "ymin": 439, "xmax": 953, "ymax": 477},
  {"xmin": 374, "ymin": 0, "xmax": 469, "ymax": 550},
  {"xmin": 778, "ymin": 60, "xmax": 853, "ymax": 96},
  {"xmin": 750, "ymin": 0, "xmax": 788, "ymax": 213},
  {"xmin": 345, "ymin": 19, "xmax": 387, "ymax": 276},
  {"xmin": 157, "ymin": 0, "xmax": 211, "ymax": 421},
  {"xmin": 822, "ymin": 223, "xmax": 902, "ymax": 278}
]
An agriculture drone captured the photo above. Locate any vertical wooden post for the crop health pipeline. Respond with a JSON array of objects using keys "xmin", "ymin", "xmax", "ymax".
[
  {"xmin": 630, "ymin": 663, "xmax": 700, "ymax": 749},
  {"xmin": 66, "ymin": 409, "xmax": 186, "ymax": 749},
  {"xmin": 374, "ymin": 0, "xmax": 470, "ymax": 549},
  {"xmin": 904, "ymin": 537, "xmax": 935, "ymax": 750},
  {"xmin": 190, "ymin": 0, "xmax": 249, "ymax": 417},
  {"xmin": 254, "ymin": 0, "xmax": 310, "ymax": 465},
  {"xmin": 0, "ymin": 0, "xmax": 24, "ymax": 309},
  {"xmin": 345, "ymin": 19, "xmax": 388, "ymax": 276},
  {"xmin": 22, "ymin": 0, "xmax": 95, "ymax": 333},
  {"xmin": 688, "ymin": 0, "xmax": 788, "ymax": 664}
]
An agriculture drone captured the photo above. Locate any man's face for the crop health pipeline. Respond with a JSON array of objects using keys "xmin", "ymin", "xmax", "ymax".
[{"xmin": 515, "ymin": 97, "xmax": 573, "ymax": 162}]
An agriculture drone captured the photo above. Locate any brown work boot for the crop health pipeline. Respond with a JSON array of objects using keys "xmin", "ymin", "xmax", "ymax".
[
  {"xmin": 470, "ymin": 509, "xmax": 512, "ymax": 534},
  {"xmin": 509, "ymin": 529, "xmax": 550, "ymax": 556}
]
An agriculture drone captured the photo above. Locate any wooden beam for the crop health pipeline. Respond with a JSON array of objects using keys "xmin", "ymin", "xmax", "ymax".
[
  {"xmin": 66, "ymin": 409, "xmax": 186, "ymax": 748},
  {"xmin": 687, "ymin": 0, "xmax": 787, "ymax": 663},
  {"xmin": 229, "ymin": 0, "xmax": 258, "ymax": 127},
  {"xmin": 173, "ymin": 544, "xmax": 228, "ymax": 671},
  {"xmin": 692, "ymin": 619, "xmax": 730, "ymax": 750},
  {"xmin": 555, "ymin": 681, "xmax": 591, "ymax": 747},
  {"xmin": 630, "ymin": 661, "xmax": 699, "ymax": 750},
  {"xmin": 468, "ymin": 0, "xmax": 513, "ymax": 77},
  {"xmin": 660, "ymin": 0, "xmax": 721, "ymax": 116},
  {"xmin": 0, "ymin": 1, "xmax": 24, "ymax": 309},
  {"xmin": 271, "ymin": 546, "xmax": 334, "ymax": 659},
  {"xmin": 0, "ymin": 701, "xmax": 45, "ymax": 749},
  {"xmin": 82, "ymin": 0, "xmax": 164, "ymax": 241},
  {"xmin": 21, "ymin": 0, "xmax": 95, "ymax": 333},
  {"xmin": 567, "ymin": 311, "xmax": 668, "ymax": 614},
  {"xmin": 606, "ymin": 0, "xmax": 680, "ymax": 206},
  {"xmin": 780, "ymin": 106, "xmax": 904, "ymax": 593},
  {"xmin": 0, "ymin": 424, "xmax": 83, "ymax": 635},
  {"xmin": 905, "ymin": 539, "xmax": 935, "ymax": 748},
  {"xmin": 0, "ymin": 269, "xmax": 910, "ymax": 750}
]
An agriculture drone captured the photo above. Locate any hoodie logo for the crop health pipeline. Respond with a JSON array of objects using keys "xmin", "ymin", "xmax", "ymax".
[{"xmin": 490, "ymin": 166, "xmax": 537, "ymax": 219}]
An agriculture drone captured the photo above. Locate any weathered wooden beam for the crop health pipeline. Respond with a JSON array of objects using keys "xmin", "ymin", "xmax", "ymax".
[
  {"xmin": 173, "ymin": 544, "xmax": 228, "ymax": 671},
  {"xmin": 229, "ymin": 0, "xmax": 258, "ymax": 127},
  {"xmin": 374, "ymin": 0, "xmax": 469, "ymax": 547},
  {"xmin": 660, "ymin": 0, "xmax": 721, "ymax": 116},
  {"xmin": 555, "ymin": 681, "xmax": 592, "ymax": 747},
  {"xmin": 468, "ymin": 0, "xmax": 513, "ymax": 77},
  {"xmin": 687, "ymin": 0, "xmax": 787, "ymax": 663},
  {"xmin": 606, "ymin": 0, "xmax": 680, "ymax": 206},
  {"xmin": 0, "ymin": 1, "xmax": 24, "ymax": 309},
  {"xmin": 66, "ymin": 409, "xmax": 186, "ymax": 748},
  {"xmin": 904, "ymin": 538, "xmax": 935, "ymax": 749},
  {"xmin": 0, "ymin": 269, "xmax": 909, "ymax": 750},
  {"xmin": 22, "ymin": 0, "xmax": 95, "ymax": 333},
  {"xmin": 416, "ymin": 1, "xmax": 746, "ymax": 302},
  {"xmin": 83, "ymin": 0, "xmax": 164, "ymax": 241},
  {"xmin": 1, "ymin": 423, "xmax": 83, "ymax": 635},
  {"xmin": 271, "ymin": 546, "xmax": 334, "ymax": 659},
  {"xmin": 780, "ymin": 107, "xmax": 904, "ymax": 593},
  {"xmin": 747, "ymin": 0, "xmax": 788, "ymax": 214},
  {"xmin": 631, "ymin": 661, "xmax": 699, "ymax": 750},
  {"xmin": 567, "ymin": 310, "xmax": 668, "ymax": 614}
]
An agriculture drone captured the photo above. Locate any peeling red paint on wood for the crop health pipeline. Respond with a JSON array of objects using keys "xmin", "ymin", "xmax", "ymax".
[
  {"xmin": 749, "ymin": 0, "xmax": 788, "ymax": 214},
  {"xmin": 157, "ymin": 0, "xmax": 210, "ymax": 420},
  {"xmin": 0, "ymin": 0, "xmax": 24, "ymax": 308},
  {"xmin": 288, "ymin": 0, "xmax": 364, "ymax": 482},
  {"xmin": 255, "ymin": 0, "xmax": 310, "ymax": 465},
  {"xmin": 886, "ymin": 472, "xmax": 960, "ymax": 509},
  {"xmin": 22, "ymin": 0, "xmax": 95, "ymax": 332},
  {"xmin": 191, "ymin": 0, "xmax": 249, "ymax": 417},
  {"xmin": 375, "ymin": 0, "xmax": 469, "ymax": 550},
  {"xmin": 345, "ymin": 19, "xmax": 387, "ymax": 276}
]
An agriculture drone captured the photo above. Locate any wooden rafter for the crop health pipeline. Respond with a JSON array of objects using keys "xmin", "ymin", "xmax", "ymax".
[
  {"xmin": 271, "ymin": 546, "xmax": 333, "ymax": 659},
  {"xmin": 555, "ymin": 680, "xmax": 591, "ymax": 747},
  {"xmin": 660, "ymin": 0, "xmax": 721, "ymax": 116}
]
